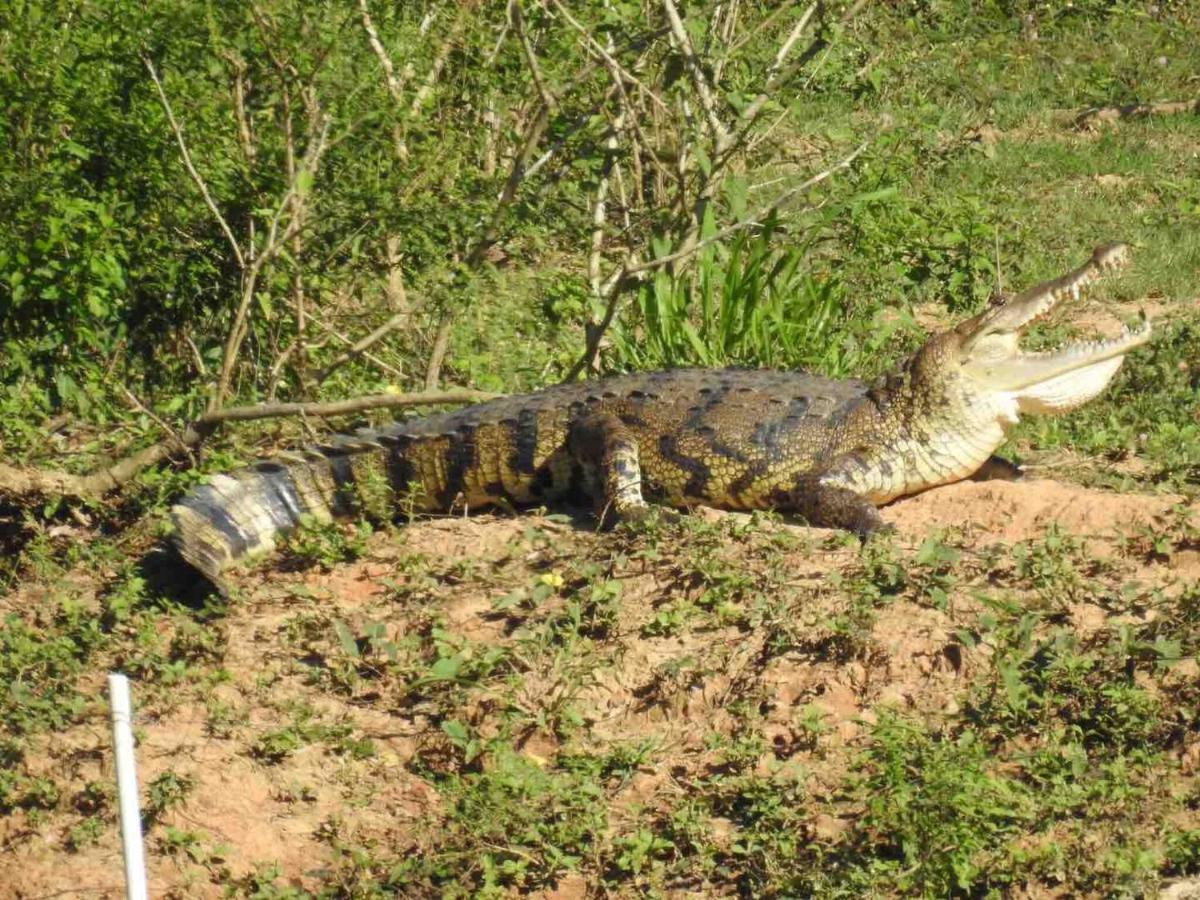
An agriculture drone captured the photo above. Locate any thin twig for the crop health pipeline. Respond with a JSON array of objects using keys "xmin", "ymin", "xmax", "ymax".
[
  {"xmin": 471, "ymin": 97, "xmax": 551, "ymax": 262},
  {"xmin": 183, "ymin": 335, "xmax": 208, "ymax": 378},
  {"xmin": 409, "ymin": 2, "xmax": 475, "ymax": 117},
  {"xmin": 306, "ymin": 310, "xmax": 406, "ymax": 382},
  {"xmin": 627, "ymin": 140, "xmax": 868, "ymax": 278},
  {"xmin": 738, "ymin": 2, "xmax": 821, "ymax": 128},
  {"xmin": 317, "ymin": 310, "xmax": 409, "ymax": 382},
  {"xmin": 222, "ymin": 51, "xmax": 257, "ymax": 166},
  {"xmin": 143, "ymin": 55, "xmax": 245, "ymax": 270},
  {"xmin": 121, "ymin": 386, "xmax": 195, "ymax": 463},
  {"xmin": 588, "ymin": 47, "xmax": 625, "ymax": 296},
  {"xmin": 544, "ymin": 0, "xmax": 671, "ymax": 116}
]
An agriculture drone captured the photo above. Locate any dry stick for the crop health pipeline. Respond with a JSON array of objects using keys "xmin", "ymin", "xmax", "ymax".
[
  {"xmin": 121, "ymin": 387, "xmax": 195, "ymax": 464},
  {"xmin": 306, "ymin": 309, "xmax": 406, "ymax": 382},
  {"xmin": 384, "ymin": 234, "xmax": 409, "ymax": 313},
  {"xmin": 359, "ymin": 0, "xmax": 410, "ymax": 160},
  {"xmin": 736, "ymin": 2, "xmax": 821, "ymax": 132},
  {"xmin": 183, "ymin": 335, "xmax": 208, "ymax": 378},
  {"xmin": 142, "ymin": 56, "xmax": 244, "ymax": 270},
  {"xmin": 0, "ymin": 391, "xmax": 496, "ymax": 501},
  {"xmin": 424, "ymin": 317, "xmax": 453, "ymax": 391},
  {"xmin": 565, "ymin": 140, "xmax": 870, "ymax": 381},
  {"xmin": 710, "ymin": 0, "xmax": 741, "ymax": 86},
  {"xmin": 589, "ymin": 50, "xmax": 626, "ymax": 296},
  {"xmin": 726, "ymin": 1, "xmax": 791, "ymax": 55},
  {"xmin": 281, "ymin": 86, "xmax": 310, "ymax": 392},
  {"xmin": 426, "ymin": 41, "xmax": 561, "ymax": 390},
  {"xmin": 409, "ymin": 2, "xmax": 475, "ymax": 118},
  {"xmin": 224, "ymin": 52, "xmax": 257, "ymax": 166},
  {"xmin": 664, "ymin": 0, "xmax": 815, "ymax": 267}
]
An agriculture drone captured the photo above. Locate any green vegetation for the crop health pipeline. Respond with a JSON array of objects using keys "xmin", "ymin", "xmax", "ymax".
[{"xmin": 2, "ymin": 0, "xmax": 1199, "ymax": 896}]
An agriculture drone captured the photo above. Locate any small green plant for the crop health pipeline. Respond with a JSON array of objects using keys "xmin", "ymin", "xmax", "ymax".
[
  {"xmin": 143, "ymin": 770, "xmax": 194, "ymax": 829},
  {"xmin": 283, "ymin": 515, "xmax": 373, "ymax": 571},
  {"xmin": 610, "ymin": 217, "xmax": 888, "ymax": 377}
]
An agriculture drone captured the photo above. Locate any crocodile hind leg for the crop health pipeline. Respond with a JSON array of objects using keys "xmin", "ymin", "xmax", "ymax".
[
  {"xmin": 786, "ymin": 478, "xmax": 889, "ymax": 538},
  {"xmin": 971, "ymin": 454, "xmax": 1024, "ymax": 482},
  {"xmin": 567, "ymin": 412, "xmax": 649, "ymax": 523}
]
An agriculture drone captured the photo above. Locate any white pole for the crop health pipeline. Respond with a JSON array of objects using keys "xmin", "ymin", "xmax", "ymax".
[{"xmin": 108, "ymin": 673, "xmax": 149, "ymax": 900}]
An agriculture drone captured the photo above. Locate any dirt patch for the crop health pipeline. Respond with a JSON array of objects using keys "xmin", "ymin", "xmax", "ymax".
[{"xmin": 882, "ymin": 477, "xmax": 1181, "ymax": 546}]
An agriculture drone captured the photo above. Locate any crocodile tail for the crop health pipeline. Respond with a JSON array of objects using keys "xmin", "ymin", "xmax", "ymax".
[{"xmin": 170, "ymin": 434, "xmax": 401, "ymax": 581}]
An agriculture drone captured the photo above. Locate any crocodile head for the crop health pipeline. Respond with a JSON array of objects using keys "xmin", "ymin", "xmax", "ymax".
[
  {"xmin": 852, "ymin": 242, "xmax": 1153, "ymax": 503},
  {"xmin": 923, "ymin": 242, "xmax": 1152, "ymax": 419}
]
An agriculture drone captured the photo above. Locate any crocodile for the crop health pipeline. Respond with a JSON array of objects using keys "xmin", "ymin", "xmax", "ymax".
[{"xmin": 172, "ymin": 242, "xmax": 1151, "ymax": 583}]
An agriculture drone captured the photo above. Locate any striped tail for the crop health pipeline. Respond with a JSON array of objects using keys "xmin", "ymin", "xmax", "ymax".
[{"xmin": 170, "ymin": 434, "xmax": 398, "ymax": 582}]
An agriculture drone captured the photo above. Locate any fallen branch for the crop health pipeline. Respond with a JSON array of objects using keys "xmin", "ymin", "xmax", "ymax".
[
  {"xmin": 195, "ymin": 388, "xmax": 497, "ymax": 425},
  {"xmin": 1073, "ymin": 99, "xmax": 1199, "ymax": 129},
  {"xmin": 0, "ymin": 389, "xmax": 497, "ymax": 502}
]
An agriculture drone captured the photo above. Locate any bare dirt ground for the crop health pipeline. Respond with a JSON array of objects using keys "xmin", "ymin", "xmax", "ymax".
[{"xmin": 2, "ymin": 477, "xmax": 1196, "ymax": 898}]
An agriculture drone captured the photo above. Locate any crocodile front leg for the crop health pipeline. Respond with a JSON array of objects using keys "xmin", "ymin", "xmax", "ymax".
[{"xmin": 567, "ymin": 412, "xmax": 649, "ymax": 523}]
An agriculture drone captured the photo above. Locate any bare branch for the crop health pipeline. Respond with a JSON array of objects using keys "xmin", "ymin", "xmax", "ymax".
[
  {"xmin": 627, "ymin": 140, "xmax": 867, "ymax": 278},
  {"xmin": 544, "ymin": 0, "xmax": 671, "ymax": 116},
  {"xmin": 222, "ymin": 51, "xmax": 257, "ymax": 166},
  {"xmin": 307, "ymin": 310, "xmax": 407, "ymax": 382},
  {"xmin": 0, "ymin": 424, "xmax": 213, "ymax": 501},
  {"xmin": 143, "ymin": 55, "xmax": 245, "ymax": 270},
  {"xmin": 738, "ymin": 3, "xmax": 821, "ymax": 128},
  {"xmin": 317, "ymin": 309, "xmax": 409, "ymax": 383},
  {"xmin": 359, "ymin": 0, "xmax": 404, "ymax": 104},
  {"xmin": 121, "ymin": 386, "xmax": 195, "ymax": 464},
  {"xmin": 470, "ymin": 98, "xmax": 551, "ymax": 265},
  {"xmin": 409, "ymin": 2, "xmax": 476, "ymax": 118},
  {"xmin": 211, "ymin": 117, "xmax": 331, "ymax": 412},
  {"xmin": 510, "ymin": 0, "xmax": 555, "ymax": 111},
  {"xmin": 589, "ymin": 93, "xmax": 625, "ymax": 296},
  {"xmin": 282, "ymin": 84, "xmax": 311, "ymax": 393},
  {"xmin": 661, "ymin": 0, "xmax": 732, "ymax": 153},
  {"xmin": 183, "ymin": 335, "xmax": 208, "ymax": 378},
  {"xmin": 425, "ymin": 314, "xmax": 452, "ymax": 390}
]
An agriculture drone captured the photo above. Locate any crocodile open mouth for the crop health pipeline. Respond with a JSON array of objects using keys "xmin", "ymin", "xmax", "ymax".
[{"xmin": 957, "ymin": 242, "xmax": 1153, "ymax": 412}]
